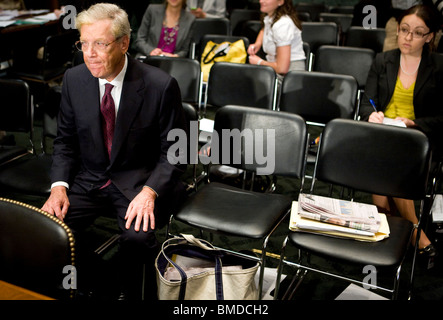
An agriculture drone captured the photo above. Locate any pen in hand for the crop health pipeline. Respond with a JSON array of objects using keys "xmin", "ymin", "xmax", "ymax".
[{"xmin": 369, "ymin": 98, "xmax": 378, "ymax": 112}]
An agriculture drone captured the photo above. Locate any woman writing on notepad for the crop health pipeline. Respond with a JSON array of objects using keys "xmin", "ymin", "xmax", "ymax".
[{"xmin": 360, "ymin": 4, "xmax": 443, "ymax": 264}]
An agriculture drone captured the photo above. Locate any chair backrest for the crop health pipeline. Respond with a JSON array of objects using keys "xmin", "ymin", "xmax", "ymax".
[
  {"xmin": 230, "ymin": 8, "xmax": 261, "ymax": 35},
  {"xmin": 0, "ymin": 78, "xmax": 32, "ymax": 134},
  {"xmin": 297, "ymin": 11, "xmax": 312, "ymax": 22},
  {"xmin": 0, "ymin": 198, "xmax": 75, "ymax": 299},
  {"xmin": 329, "ymin": 6, "xmax": 355, "ymax": 14},
  {"xmin": 206, "ymin": 62, "xmax": 277, "ymax": 111},
  {"xmin": 239, "ymin": 20, "xmax": 262, "ymax": 49},
  {"xmin": 144, "ymin": 56, "xmax": 202, "ymax": 105},
  {"xmin": 279, "ymin": 71, "xmax": 358, "ymax": 125},
  {"xmin": 301, "ymin": 22, "xmax": 338, "ymax": 54},
  {"xmin": 302, "ymin": 42, "xmax": 312, "ymax": 70},
  {"xmin": 213, "ymin": 105, "xmax": 308, "ymax": 178},
  {"xmin": 314, "ymin": 119, "xmax": 431, "ymax": 199},
  {"xmin": 72, "ymin": 50, "xmax": 84, "ymax": 66},
  {"xmin": 296, "ymin": 2, "xmax": 329, "ymax": 21},
  {"xmin": 43, "ymin": 30, "xmax": 78, "ymax": 69},
  {"xmin": 319, "ymin": 12, "xmax": 354, "ymax": 43},
  {"xmin": 345, "ymin": 26, "xmax": 386, "ymax": 53},
  {"xmin": 313, "ymin": 45, "xmax": 375, "ymax": 89},
  {"xmin": 438, "ymin": 38, "xmax": 443, "ymax": 53},
  {"xmin": 190, "ymin": 18, "xmax": 231, "ymax": 59}
]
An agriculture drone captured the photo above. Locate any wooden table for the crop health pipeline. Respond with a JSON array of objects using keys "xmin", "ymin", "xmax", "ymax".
[{"xmin": 0, "ymin": 280, "xmax": 54, "ymax": 300}]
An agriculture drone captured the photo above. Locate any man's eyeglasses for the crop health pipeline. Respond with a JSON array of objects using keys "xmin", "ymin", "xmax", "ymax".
[
  {"xmin": 75, "ymin": 38, "xmax": 120, "ymax": 52},
  {"xmin": 398, "ymin": 27, "xmax": 431, "ymax": 39}
]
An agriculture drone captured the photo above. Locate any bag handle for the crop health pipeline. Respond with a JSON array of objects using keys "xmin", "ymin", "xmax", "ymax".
[
  {"xmin": 160, "ymin": 234, "xmax": 224, "ymax": 300},
  {"xmin": 202, "ymin": 43, "xmax": 229, "ymax": 64}
]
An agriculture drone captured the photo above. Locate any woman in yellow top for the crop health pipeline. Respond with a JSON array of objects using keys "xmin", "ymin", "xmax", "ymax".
[{"xmin": 360, "ymin": 4, "xmax": 443, "ymax": 262}]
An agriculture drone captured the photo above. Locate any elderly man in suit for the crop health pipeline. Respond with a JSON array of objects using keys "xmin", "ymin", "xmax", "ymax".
[{"xmin": 41, "ymin": 3, "xmax": 187, "ymax": 299}]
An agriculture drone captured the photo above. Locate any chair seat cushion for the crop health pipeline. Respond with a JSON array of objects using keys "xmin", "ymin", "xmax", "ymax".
[
  {"xmin": 0, "ymin": 146, "xmax": 29, "ymax": 166},
  {"xmin": 175, "ymin": 182, "xmax": 292, "ymax": 239},
  {"xmin": 288, "ymin": 215, "xmax": 413, "ymax": 268},
  {"xmin": 0, "ymin": 154, "xmax": 52, "ymax": 195}
]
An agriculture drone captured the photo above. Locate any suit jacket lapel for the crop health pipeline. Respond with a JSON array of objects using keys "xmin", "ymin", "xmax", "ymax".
[
  {"xmin": 80, "ymin": 72, "xmax": 108, "ymax": 159},
  {"xmin": 110, "ymin": 58, "xmax": 145, "ymax": 164},
  {"xmin": 415, "ymin": 52, "xmax": 432, "ymax": 97},
  {"xmin": 385, "ymin": 50, "xmax": 400, "ymax": 105}
]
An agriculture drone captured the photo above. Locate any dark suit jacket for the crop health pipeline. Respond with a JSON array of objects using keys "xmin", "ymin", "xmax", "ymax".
[
  {"xmin": 134, "ymin": 4, "xmax": 196, "ymax": 58},
  {"xmin": 51, "ymin": 56, "xmax": 187, "ymax": 220},
  {"xmin": 360, "ymin": 49, "xmax": 443, "ymax": 157}
]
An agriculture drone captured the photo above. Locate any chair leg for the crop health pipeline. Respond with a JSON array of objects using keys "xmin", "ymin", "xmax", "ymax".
[
  {"xmin": 408, "ymin": 226, "xmax": 422, "ymax": 300},
  {"xmin": 274, "ymin": 235, "xmax": 289, "ymax": 299}
]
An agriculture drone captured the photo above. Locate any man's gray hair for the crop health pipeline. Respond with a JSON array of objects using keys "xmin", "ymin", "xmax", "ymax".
[{"xmin": 76, "ymin": 3, "xmax": 131, "ymax": 39}]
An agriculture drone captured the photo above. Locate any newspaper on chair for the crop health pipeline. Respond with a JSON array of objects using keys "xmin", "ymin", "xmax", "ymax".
[{"xmin": 290, "ymin": 194, "xmax": 390, "ymax": 242}]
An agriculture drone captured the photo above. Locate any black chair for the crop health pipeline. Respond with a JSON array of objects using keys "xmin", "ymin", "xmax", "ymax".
[
  {"xmin": 302, "ymin": 42, "xmax": 312, "ymax": 71},
  {"xmin": 319, "ymin": 12, "xmax": 354, "ymax": 45},
  {"xmin": 169, "ymin": 105, "xmax": 309, "ymax": 298},
  {"xmin": 345, "ymin": 26, "xmax": 386, "ymax": 53},
  {"xmin": 9, "ymin": 30, "xmax": 78, "ymax": 103},
  {"xmin": 0, "ymin": 197, "xmax": 75, "ymax": 299},
  {"xmin": 297, "ymin": 11, "xmax": 312, "ymax": 22},
  {"xmin": 313, "ymin": 45, "xmax": 375, "ymax": 91},
  {"xmin": 275, "ymin": 119, "xmax": 432, "ymax": 300},
  {"xmin": 295, "ymin": 2, "xmax": 329, "ymax": 21},
  {"xmin": 279, "ymin": 71, "xmax": 359, "ymax": 126},
  {"xmin": 230, "ymin": 8, "xmax": 261, "ymax": 36},
  {"xmin": 279, "ymin": 70, "xmax": 358, "ymax": 173},
  {"xmin": 204, "ymin": 62, "xmax": 278, "ymax": 116},
  {"xmin": 0, "ymin": 108, "xmax": 57, "ymax": 196},
  {"xmin": 329, "ymin": 5, "xmax": 355, "ymax": 14},
  {"xmin": 301, "ymin": 22, "xmax": 338, "ymax": 55},
  {"xmin": 0, "ymin": 78, "xmax": 34, "ymax": 167},
  {"xmin": 438, "ymin": 39, "xmax": 443, "ymax": 53},
  {"xmin": 239, "ymin": 20, "xmax": 266, "ymax": 59},
  {"xmin": 190, "ymin": 18, "xmax": 231, "ymax": 59},
  {"xmin": 143, "ymin": 56, "xmax": 203, "ymax": 112}
]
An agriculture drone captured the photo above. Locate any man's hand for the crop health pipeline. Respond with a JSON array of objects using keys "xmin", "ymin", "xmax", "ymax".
[
  {"xmin": 41, "ymin": 186, "xmax": 70, "ymax": 221},
  {"xmin": 125, "ymin": 187, "xmax": 157, "ymax": 232}
]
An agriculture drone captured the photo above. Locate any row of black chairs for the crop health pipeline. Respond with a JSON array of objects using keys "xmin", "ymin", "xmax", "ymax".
[
  {"xmin": 167, "ymin": 104, "xmax": 432, "ymax": 300},
  {"xmin": 143, "ymin": 44, "xmax": 373, "ymax": 117},
  {"xmin": 0, "ymin": 75, "xmax": 437, "ymax": 300}
]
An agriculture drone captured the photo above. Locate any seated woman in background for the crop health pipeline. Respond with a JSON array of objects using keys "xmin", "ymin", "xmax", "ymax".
[
  {"xmin": 247, "ymin": 0, "xmax": 305, "ymax": 82},
  {"xmin": 134, "ymin": 0, "xmax": 195, "ymax": 58},
  {"xmin": 360, "ymin": 4, "xmax": 443, "ymax": 263}
]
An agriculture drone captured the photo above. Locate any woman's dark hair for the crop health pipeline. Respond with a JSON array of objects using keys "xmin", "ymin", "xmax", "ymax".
[
  {"xmin": 398, "ymin": 4, "xmax": 440, "ymax": 51},
  {"xmin": 262, "ymin": 1, "xmax": 302, "ymax": 30}
]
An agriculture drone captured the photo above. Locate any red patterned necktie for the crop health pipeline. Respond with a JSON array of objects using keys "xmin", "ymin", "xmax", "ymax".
[
  {"xmin": 101, "ymin": 83, "xmax": 115, "ymax": 158},
  {"xmin": 100, "ymin": 83, "xmax": 115, "ymax": 189}
]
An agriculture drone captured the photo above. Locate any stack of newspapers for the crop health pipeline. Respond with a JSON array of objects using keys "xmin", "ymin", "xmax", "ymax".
[{"xmin": 290, "ymin": 194, "xmax": 390, "ymax": 242}]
